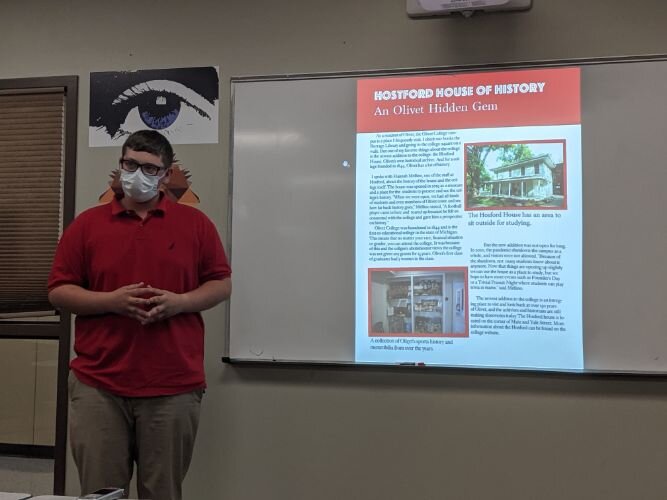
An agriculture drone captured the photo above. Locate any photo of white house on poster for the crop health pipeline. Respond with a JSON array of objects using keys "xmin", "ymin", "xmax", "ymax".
[{"xmin": 354, "ymin": 67, "xmax": 583, "ymax": 370}]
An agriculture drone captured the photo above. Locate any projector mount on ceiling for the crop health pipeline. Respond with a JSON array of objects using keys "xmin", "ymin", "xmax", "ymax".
[{"xmin": 407, "ymin": 0, "xmax": 532, "ymax": 18}]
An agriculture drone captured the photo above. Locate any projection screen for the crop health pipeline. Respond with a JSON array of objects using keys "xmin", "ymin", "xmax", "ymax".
[{"xmin": 226, "ymin": 56, "xmax": 667, "ymax": 375}]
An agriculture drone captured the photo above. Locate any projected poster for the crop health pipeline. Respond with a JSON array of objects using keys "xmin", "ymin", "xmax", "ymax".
[{"xmin": 355, "ymin": 67, "xmax": 583, "ymax": 370}]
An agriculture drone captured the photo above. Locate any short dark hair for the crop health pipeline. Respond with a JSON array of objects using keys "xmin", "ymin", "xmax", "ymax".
[{"xmin": 121, "ymin": 130, "xmax": 175, "ymax": 168}]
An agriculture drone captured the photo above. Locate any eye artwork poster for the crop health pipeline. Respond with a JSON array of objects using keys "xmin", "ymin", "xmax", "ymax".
[{"xmin": 89, "ymin": 66, "xmax": 219, "ymax": 147}]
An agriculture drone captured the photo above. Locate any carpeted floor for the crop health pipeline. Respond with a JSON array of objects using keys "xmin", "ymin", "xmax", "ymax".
[{"xmin": 0, "ymin": 456, "xmax": 53, "ymax": 496}]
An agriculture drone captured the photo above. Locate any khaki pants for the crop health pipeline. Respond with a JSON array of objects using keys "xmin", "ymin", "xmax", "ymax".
[{"xmin": 69, "ymin": 372, "xmax": 202, "ymax": 500}]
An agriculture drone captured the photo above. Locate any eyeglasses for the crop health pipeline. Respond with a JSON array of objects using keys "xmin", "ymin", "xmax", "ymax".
[{"xmin": 119, "ymin": 158, "xmax": 166, "ymax": 177}]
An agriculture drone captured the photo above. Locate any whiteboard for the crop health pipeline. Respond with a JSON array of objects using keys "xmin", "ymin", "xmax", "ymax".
[{"xmin": 227, "ymin": 56, "xmax": 667, "ymax": 374}]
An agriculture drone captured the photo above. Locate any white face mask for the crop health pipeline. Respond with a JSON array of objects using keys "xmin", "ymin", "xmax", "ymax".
[{"xmin": 120, "ymin": 169, "xmax": 164, "ymax": 202}]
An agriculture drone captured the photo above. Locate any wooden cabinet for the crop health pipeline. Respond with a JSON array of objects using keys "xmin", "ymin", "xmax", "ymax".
[{"xmin": 0, "ymin": 339, "xmax": 57, "ymax": 446}]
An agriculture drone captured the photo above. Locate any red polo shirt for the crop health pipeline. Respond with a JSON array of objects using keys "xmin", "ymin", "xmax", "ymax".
[{"xmin": 48, "ymin": 195, "xmax": 231, "ymax": 397}]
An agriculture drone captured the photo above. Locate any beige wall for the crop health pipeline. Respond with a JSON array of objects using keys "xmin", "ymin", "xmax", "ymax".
[{"xmin": 2, "ymin": 0, "xmax": 667, "ymax": 498}]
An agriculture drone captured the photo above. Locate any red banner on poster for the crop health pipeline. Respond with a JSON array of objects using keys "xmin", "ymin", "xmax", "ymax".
[{"xmin": 357, "ymin": 67, "xmax": 580, "ymax": 133}]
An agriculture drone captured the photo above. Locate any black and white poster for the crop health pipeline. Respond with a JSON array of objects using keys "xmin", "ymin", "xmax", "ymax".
[{"xmin": 89, "ymin": 66, "xmax": 219, "ymax": 147}]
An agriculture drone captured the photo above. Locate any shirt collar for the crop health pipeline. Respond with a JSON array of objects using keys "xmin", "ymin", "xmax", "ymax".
[{"xmin": 111, "ymin": 191, "xmax": 169, "ymax": 217}]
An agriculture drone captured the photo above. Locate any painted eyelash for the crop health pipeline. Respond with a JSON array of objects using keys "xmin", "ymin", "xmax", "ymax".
[{"xmin": 112, "ymin": 81, "xmax": 211, "ymax": 119}]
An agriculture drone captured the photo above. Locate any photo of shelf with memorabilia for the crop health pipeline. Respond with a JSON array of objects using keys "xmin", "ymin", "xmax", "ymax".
[{"xmin": 369, "ymin": 267, "xmax": 468, "ymax": 337}]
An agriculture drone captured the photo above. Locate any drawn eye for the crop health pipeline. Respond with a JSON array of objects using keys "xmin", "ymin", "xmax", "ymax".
[
  {"xmin": 111, "ymin": 80, "xmax": 214, "ymax": 137},
  {"xmin": 89, "ymin": 67, "xmax": 219, "ymax": 145}
]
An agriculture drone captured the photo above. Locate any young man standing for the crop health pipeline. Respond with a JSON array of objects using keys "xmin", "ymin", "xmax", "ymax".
[{"xmin": 48, "ymin": 130, "xmax": 231, "ymax": 500}]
